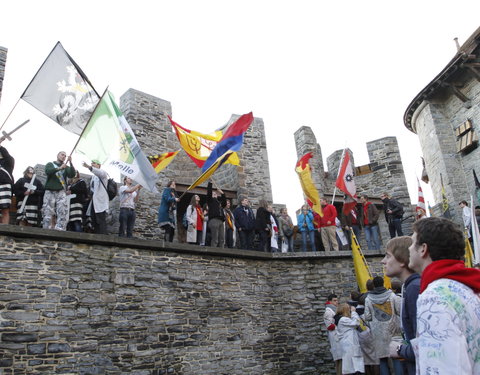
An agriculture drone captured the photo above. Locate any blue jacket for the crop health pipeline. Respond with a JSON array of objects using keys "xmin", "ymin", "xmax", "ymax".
[
  {"xmin": 233, "ymin": 205, "xmax": 255, "ymax": 231},
  {"xmin": 399, "ymin": 273, "xmax": 421, "ymax": 371},
  {"xmin": 157, "ymin": 187, "xmax": 177, "ymax": 226},
  {"xmin": 297, "ymin": 211, "xmax": 315, "ymax": 232}
]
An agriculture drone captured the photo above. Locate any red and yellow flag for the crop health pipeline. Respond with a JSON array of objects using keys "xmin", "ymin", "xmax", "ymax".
[
  {"xmin": 169, "ymin": 117, "xmax": 240, "ymax": 168},
  {"xmin": 147, "ymin": 151, "xmax": 180, "ymax": 174},
  {"xmin": 295, "ymin": 152, "xmax": 322, "ymax": 217}
]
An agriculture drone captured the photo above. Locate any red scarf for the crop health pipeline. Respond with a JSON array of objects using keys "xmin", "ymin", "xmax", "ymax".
[{"xmin": 420, "ymin": 259, "xmax": 480, "ymax": 294}]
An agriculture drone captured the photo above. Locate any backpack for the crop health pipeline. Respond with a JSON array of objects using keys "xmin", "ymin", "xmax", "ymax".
[
  {"xmin": 100, "ymin": 177, "xmax": 117, "ymax": 201},
  {"xmin": 182, "ymin": 211, "xmax": 189, "ymax": 229},
  {"xmin": 106, "ymin": 178, "xmax": 118, "ymax": 201}
]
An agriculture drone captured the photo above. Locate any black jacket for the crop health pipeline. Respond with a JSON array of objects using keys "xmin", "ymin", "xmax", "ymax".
[
  {"xmin": 0, "ymin": 146, "xmax": 14, "ymax": 185},
  {"xmin": 383, "ymin": 198, "xmax": 404, "ymax": 220},
  {"xmin": 207, "ymin": 182, "xmax": 225, "ymax": 221},
  {"xmin": 255, "ymin": 207, "xmax": 271, "ymax": 232}
]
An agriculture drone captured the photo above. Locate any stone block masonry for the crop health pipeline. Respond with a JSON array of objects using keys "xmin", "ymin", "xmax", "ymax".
[
  {"xmin": 295, "ymin": 127, "xmax": 414, "ymax": 246},
  {"xmin": 0, "ymin": 225, "xmax": 385, "ymax": 374},
  {"xmin": 115, "ymin": 89, "xmax": 274, "ymax": 241},
  {"xmin": 0, "ymin": 46, "xmax": 7, "ymax": 105}
]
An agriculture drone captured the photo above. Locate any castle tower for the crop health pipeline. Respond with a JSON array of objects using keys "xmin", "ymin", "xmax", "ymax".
[
  {"xmin": 0, "ymin": 46, "xmax": 7, "ymax": 104},
  {"xmin": 404, "ymin": 26, "xmax": 480, "ymax": 221},
  {"xmin": 119, "ymin": 89, "xmax": 274, "ymax": 239},
  {"xmin": 294, "ymin": 126, "xmax": 326, "ymax": 193},
  {"xmin": 295, "ymin": 128, "xmax": 413, "ymax": 247}
]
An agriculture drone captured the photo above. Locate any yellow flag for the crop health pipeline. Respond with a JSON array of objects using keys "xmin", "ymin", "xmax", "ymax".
[
  {"xmin": 465, "ymin": 235, "xmax": 474, "ymax": 268},
  {"xmin": 186, "ymin": 151, "xmax": 234, "ymax": 191},
  {"xmin": 351, "ymin": 232, "xmax": 373, "ymax": 293},
  {"xmin": 383, "ymin": 274, "xmax": 392, "ymax": 290},
  {"xmin": 295, "ymin": 152, "xmax": 323, "ymax": 217}
]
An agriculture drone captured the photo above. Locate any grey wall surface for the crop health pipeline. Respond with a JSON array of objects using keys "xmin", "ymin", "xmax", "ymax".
[
  {"xmin": 294, "ymin": 127, "xmax": 414, "ymax": 246},
  {"xmin": 412, "ymin": 77, "xmax": 480, "ymax": 223},
  {"xmin": 0, "ymin": 46, "xmax": 7, "ymax": 105},
  {"xmin": 0, "ymin": 226, "xmax": 385, "ymax": 375}
]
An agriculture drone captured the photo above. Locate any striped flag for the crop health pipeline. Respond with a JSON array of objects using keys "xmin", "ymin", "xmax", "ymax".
[
  {"xmin": 148, "ymin": 151, "xmax": 180, "ymax": 173},
  {"xmin": 416, "ymin": 178, "xmax": 426, "ymax": 215}
]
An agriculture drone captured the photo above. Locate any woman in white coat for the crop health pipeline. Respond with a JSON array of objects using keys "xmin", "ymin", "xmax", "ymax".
[
  {"xmin": 83, "ymin": 161, "xmax": 109, "ymax": 234},
  {"xmin": 186, "ymin": 194, "xmax": 203, "ymax": 244},
  {"xmin": 336, "ymin": 303, "xmax": 365, "ymax": 375}
]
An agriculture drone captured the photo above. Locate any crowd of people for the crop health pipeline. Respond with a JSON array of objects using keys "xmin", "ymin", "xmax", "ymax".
[
  {"xmin": 323, "ymin": 217, "xmax": 480, "ymax": 375},
  {"xmin": 2, "ymin": 145, "xmax": 480, "ymax": 374},
  {"xmin": 157, "ymin": 180, "xmax": 296, "ymax": 251},
  {"xmin": 3, "ymin": 145, "xmax": 480, "ymax": 258},
  {"xmin": 1, "ymin": 148, "xmax": 145, "ymax": 237}
]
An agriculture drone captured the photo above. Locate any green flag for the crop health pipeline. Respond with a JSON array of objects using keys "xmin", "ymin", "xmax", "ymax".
[{"xmin": 75, "ymin": 91, "xmax": 158, "ymax": 193}]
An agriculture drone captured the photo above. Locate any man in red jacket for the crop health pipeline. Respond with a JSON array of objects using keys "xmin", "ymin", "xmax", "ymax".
[{"xmin": 320, "ymin": 198, "xmax": 339, "ymax": 251}]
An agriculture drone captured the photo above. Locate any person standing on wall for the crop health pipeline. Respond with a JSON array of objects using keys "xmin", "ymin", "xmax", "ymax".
[
  {"xmin": 83, "ymin": 160, "xmax": 109, "ymax": 235},
  {"xmin": 207, "ymin": 181, "xmax": 225, "ymax": 248},
  {"xmin": 380, "ymin": 192, "xmax": 404, "ymax": 238},
  {"xmin": 14, "ymin": 166, "xmax": 44, "ymax": 227},
  {"xmin": 118, "ymin": 176, "xmax": 141, "ymax": 238},
  {"xmin": 43, "ymin": 151, "xmax": 75, "ymax": 230},
  {"xmin": 233, "ymin": 196, "xmax": 255, "ymax": 250},
  {"xmin": 360, "ymin": 195, "xmax": 381, "ymax": 250},
  {"xmin": 158, "ymin": 180, "xmax": 179, "ymax": 242},
  {"xmin": 186, "ymin": 194, "xmax": 203, "ymax": 245}
]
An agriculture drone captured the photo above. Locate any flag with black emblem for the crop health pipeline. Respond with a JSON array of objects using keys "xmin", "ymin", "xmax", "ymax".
[{"xmin": 21, "ymin": 42, "xmax": 99, "ymax": 135}]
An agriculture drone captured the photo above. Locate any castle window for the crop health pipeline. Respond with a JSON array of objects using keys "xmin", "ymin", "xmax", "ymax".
[
  {"xmin": 355, "ymin": 164, "xmax": 373, "ymax": 176},
  {"xmin": 455, "ymin": 119, "xmax": 478, "ymax": 154}
]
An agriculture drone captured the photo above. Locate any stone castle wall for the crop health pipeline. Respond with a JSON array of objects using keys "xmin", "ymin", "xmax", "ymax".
[
  {"xmin": 0, "ymin": 46, "xmax": 7, "ymax": 105},
  {"xmin": 119, "ymin": 89, "xmax": 273, "ymax": 240},
  {"xmin": 294, "ymin": 128, "xmax": 414, "ymax": 246},
  {"xmin": 412, "ymin": 78, "xmax": 480, "ymax": 222},
  {"xmin": 0, "ymin": 226, "xmax": 385, "ymax": 375}
]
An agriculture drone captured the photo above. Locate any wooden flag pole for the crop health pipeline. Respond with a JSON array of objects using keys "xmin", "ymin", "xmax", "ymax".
[
  {"xmin": 331, "ymin": 148, "xmax": 347, "ymax": 205},
  {"xmin": 0, "ymin": 98, "xmax": 22, "ymax": 132}
]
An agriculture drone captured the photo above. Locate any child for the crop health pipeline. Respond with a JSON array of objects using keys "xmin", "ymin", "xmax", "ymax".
[{"xmin": 336, "ymin": 303, "xmax": 365, "ymax": 375}]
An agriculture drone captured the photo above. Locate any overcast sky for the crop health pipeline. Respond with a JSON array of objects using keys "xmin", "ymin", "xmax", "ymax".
[{"xmin": 1, "ymin": 1, "xmax": 479, "ymax": 221}]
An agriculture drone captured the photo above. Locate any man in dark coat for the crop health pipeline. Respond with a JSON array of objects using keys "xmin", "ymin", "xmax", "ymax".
[
  {"xmin": 380, "ymin": 192, "xmax": 404, "ymax": 238},
  {"xmin": 207, "ymin": 182, "xmax": 225, "ymax": 247},
  {"xmin": 0, "ymin": 144, "xmax": 15, "ymax": 224},
  {"xmin": 233, "ymin": 196, "xmax": 255, "ymax": 250}
]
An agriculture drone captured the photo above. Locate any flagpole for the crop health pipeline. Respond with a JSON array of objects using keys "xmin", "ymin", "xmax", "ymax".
[
  {"xmin": 68, "ymin": 87, "xmax": 109, "ymax": 158},
  {"xmin": 471, "ymin": 195, "xmax": 480, "ymax": 264},
  {"xmin": 331, "ymin": 148, "xmax": 347, "ymax": 205},
  {"xmin": 0, "ymin": 98, "xmax": 22, "ymax": 131}
]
